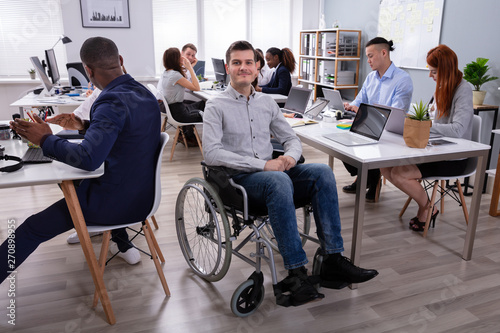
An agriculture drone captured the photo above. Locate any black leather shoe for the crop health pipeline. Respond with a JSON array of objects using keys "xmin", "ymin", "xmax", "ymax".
[
  {"xmin": 365, "ymin": 188, "xmax": 376, "ymax": 202},
  {"xmin": 275, "ymin": 266, "xmax": 324, "ymax": 307},
  {"xmin": 320, "ymin": 253, "xmax": 378, "ymax": 289},
  {"xmin": 342, "ymin": 181, "xmax": 357, "ymax": 194}
]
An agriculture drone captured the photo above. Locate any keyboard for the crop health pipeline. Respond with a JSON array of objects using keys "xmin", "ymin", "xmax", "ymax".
[
  {"xmin": 22, "ymin": 148, "xmax": 53, "ymax": 164},
  {"xmin": 323, "ymin": 133, "xmax": 377, "ymax": 146}
]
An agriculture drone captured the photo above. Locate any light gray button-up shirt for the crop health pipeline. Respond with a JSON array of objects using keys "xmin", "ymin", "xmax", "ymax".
[{"xmin": 203, "ymin": 84, "xmax": 302, "ymax": 172}]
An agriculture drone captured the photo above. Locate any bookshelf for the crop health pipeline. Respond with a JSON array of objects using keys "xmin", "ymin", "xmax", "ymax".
[{"xmin": 299, "ymin": 29, "xmax": 361, "ymax": 100}]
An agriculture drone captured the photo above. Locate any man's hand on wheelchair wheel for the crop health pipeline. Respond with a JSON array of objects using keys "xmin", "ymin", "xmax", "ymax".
[{"xmin": 264, "ymin": 156, "xmax": 296, "ymax": 172}]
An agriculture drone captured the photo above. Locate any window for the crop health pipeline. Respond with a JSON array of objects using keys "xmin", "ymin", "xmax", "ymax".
[
  {"xmin": 152, "ymin": 0, "xmax": 294, "ymax": 77},
  {"xmin": 0, "ymin": 0, "xmax": 67, "ymax": 77},
  {"xmin": 152, "ymin": 0, "xmax": 197, "ymax": 75},
  {"xmin": 250, "ymin": 0, "xmax": 291, "ymax": 52}
]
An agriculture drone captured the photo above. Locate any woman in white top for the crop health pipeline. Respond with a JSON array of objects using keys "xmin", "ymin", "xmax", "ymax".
[{"xmin": 159, "ymin": 47, "xmax": 204, "ymax": 124}]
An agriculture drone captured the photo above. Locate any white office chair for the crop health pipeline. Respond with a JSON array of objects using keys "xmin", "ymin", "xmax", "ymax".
[
  {"xmin": 399, "ymin": 115, "xmax": 482, "ymax": 237},
  {"xmin": 147, "ymin": 83, "xmax": 171, "ymax": 132},
  {"xmin": 147, "ymin": 84, "xmax": 203, "ymax": 161},
  {"xmin": 87, "ymin": 132, "xmax": 170, "ymax": 306}
]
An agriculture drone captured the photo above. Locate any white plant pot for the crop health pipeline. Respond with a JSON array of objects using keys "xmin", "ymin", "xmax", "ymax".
[
  {"xmin": 473, "ymin": 90, "xmax": 486, "ymax": 105},
  {"xmin": 29, "ymin": 72, "xmax": 36, "ymax": 80}
]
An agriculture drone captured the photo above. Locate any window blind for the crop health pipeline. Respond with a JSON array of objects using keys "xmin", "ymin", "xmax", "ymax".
[{"xmin": 0, "ymin": 0, "xmax": 67, "ymax": 77}]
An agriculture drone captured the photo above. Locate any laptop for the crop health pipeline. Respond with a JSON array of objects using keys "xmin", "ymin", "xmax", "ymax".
[
  {"xmin": 384, "ymin": 105, "xmax": 407, "ymax": 135},
  {"xmin": 281, "ymin": 87, "xmax": 312, "ymax": 115},
  {"xmin": 322, "ymin": 88, "xmax": 346, "ymax": 113},
  {"xmin": 323, "ymin": 103, "xmax": 391, "ymax": 146},
  {"xmin": 384, "ymin": 104, "xmax": 442, "ymax": 138}
]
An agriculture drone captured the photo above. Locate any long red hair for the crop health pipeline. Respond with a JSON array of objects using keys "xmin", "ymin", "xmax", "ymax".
[{"xmin": 426, "ymin": 45, "xmax": 463, "ymax": 118}]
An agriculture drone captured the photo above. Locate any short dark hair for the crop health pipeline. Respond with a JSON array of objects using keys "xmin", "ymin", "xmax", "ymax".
[
  {"xmin": 366, "ymin": 37, "xmax": 395, "ymax": 52},
  {"xmin": 80, "ymin": 37, "xmax": 120, "ymax": 69},
  {"xmin": 225, "ymin": 40, "xmax": 256, "ymax": 64},
  {"xmin": 182, "ymin": 43, "xmax": 197, "ymax": 53}
]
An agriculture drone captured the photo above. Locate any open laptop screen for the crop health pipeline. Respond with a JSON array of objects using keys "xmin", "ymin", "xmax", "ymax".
[
  {"xmin": 350, "ymin": 104, "xmax": 391, "ymax": 141},
  {"xmin": 283, "ymin": 87, "xmax": 312, "ymax": 113}
]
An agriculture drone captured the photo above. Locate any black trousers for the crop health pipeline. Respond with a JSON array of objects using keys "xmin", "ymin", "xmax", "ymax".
[{"xmin": 343, "ymin": 162, "xmax": 381, "ymax": 188}]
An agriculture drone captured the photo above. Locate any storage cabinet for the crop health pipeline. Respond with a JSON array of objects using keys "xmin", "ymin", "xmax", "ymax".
[{"xmin": 298, "ymin": 29, "xmax": 361, "ymax": 100}]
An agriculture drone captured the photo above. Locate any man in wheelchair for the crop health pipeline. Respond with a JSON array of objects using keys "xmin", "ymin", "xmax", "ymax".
[{"xmin": 202, "ymin": 40, "xmax": 378, "ymax": 307}]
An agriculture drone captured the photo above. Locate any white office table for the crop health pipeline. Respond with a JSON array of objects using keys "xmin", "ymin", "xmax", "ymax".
[
  {"xmin": 293, "ymin": 121, "xmax": 490, "ymax": 269},
  {"xmin": 190, "ymin": 89, "xmax": 288, "ymax": 104},
  {"xmin": 10, "ymin": 93, "xmax": 84, "ymax": 117},
  {"xmin": 0, "ymin": 137, "xmax": 116, "ymax": 324}
]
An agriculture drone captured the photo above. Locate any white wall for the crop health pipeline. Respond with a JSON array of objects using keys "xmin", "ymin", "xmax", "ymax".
[{"xmin": 60, "ymin": 0, "xmax": 156, "ymax": 79}]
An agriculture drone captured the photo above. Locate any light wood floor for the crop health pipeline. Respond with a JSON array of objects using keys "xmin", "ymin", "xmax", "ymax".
[{"xmin": 1, "ymin": 128, "xmax": 500, "ymax": 333}]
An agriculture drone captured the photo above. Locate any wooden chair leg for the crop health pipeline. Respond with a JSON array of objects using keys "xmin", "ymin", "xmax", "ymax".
[
  {"xmin": 161, "ymin": 117, "xmax": 168, "ymax": 132},
  {"xmin": 143, "ymin": 222, "xmax": 170, "ymax": 297},
  {"xmin": 170, "ymin": 127, "xmax": 182, "ymax": 161},
  {"xmin": 93, "ymin": 230, "xmax": 112, "ymax": 308},
  {"xmin": 374, "ymin": 175, "xmax": 382, "ymax": 203},
  {"xmin": 423, "ymin": 181, "xmax": 439, "ymax": 238},
  {"xmin": 145, "ymin": 219, "xmax": 164, "ymax": 263},
  {"xmin": 151, "ymin": 215, "xmax": 159, "ymax": 230},
  {"xmin": 192, "ymin": 126, "xmax": 204, "ymax": 158},
  {"xmin": 399, "ymin": 197, "xmax": 412, "ymax": 217},
  {"xmin": 399, "ymin": 180, "xmax": 422, "ymax": 218},
  {"xmin": 456, "ymin": 180, "xmax": 469, "ymax": 225}
]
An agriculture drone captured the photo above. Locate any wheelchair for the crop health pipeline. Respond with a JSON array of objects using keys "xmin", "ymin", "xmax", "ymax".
[{"xmin": 175, "ymin": 159, "xmax": 323, "ymax": 317}]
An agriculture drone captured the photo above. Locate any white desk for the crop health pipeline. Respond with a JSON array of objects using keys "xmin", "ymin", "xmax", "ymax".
[
  {"xmin": 10, "ymin": 93, "xmax": 84, "ymax": 117},
  {"xmin": 0, "ymin": 138, "xmax": 116, "ymax": 324},
  {"xmin": 294, "ymin": 121, "xmax": 490, "ymax": 269},
  {"xmin": 190, "ymin": 89, "xmax": 288, "ymax": 104}
]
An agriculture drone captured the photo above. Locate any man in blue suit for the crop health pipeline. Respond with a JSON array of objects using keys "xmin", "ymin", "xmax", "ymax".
[{"xmin": 2, "ymin": 37, "xmax": 161, "ymax": 282}]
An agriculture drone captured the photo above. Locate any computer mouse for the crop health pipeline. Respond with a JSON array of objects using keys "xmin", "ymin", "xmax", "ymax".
[{"xmin": 294, "ymin": 114, "xmax": 303, "ymax": 118}]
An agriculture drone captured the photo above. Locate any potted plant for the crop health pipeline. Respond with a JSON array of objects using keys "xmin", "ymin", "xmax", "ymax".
[
  {"xmin": 403, "ymin": 100, "xmax": 432, "ymax": 148},
  {"xmin": 28, "ymin": 68, "xmax": 36, "ymax": 80},
  {"xmin": 463, "ymin": 57, "xmax": 499, "ymax": 105}
]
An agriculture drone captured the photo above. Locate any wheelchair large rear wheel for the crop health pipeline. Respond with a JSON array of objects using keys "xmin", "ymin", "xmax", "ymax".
[
  {"xmin": 260, "ymin": 205, "xmax": 312, "ymax": 252},
  {"xmin": 176, "ymin": 178, "xmax": 232, "ymax": 282}
]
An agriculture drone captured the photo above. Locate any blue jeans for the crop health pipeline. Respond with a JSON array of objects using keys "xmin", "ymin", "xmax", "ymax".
[{"xmin": 233, "ymin": 163, "xmax": 344, "ymax": 270}]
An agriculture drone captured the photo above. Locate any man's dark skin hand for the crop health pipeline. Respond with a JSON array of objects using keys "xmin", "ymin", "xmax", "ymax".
[
  {"xmin": 9, "ymin": 114, "xmax": 52, "ymax": 146},
  {"xmin": 46, "ymin": 113, "xmax": 85, "ymax": 131}
]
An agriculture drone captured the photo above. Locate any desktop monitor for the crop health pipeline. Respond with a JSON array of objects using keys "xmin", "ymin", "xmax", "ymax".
[
  {"xmin": 44, "ymin": 48, "xmax": 60, "ymax": 84},
  {"xmin": 66, "ymin": 62, "xmax": 89, "ymax": 87},
  {"xmin": 212, "ymin": 58, "xmax": 228, "ymax": 86},
  {"xmin": 30, "ymin": 56, "xmax": 54, "ymax": 97},
  {"xmin": 193, "ymin": 60, "xmax": 205, "ymax": 78}
]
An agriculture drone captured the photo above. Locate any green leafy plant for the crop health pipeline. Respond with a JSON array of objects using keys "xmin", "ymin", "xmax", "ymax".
[
  {"xmin": 28, "ymin": 68, "xmax": 35, "ymax": 74},
  {"xmin": 408, "ymin": 100, "xmax": 430, "ymax": 121},
  {"xmin": 463, "ymin": 57, "xmax": 499, "ymax": 91}
]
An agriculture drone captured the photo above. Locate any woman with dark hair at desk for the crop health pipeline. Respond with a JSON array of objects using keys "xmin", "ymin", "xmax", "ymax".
[
  {"xmin": 381, "ymin": 44, "xmax": 473, "ymax": 232},
  {"xmin": 160, "ymin": 47, "xmax": 204, "ymax": 146},
  {"xmin": 255, "ymin": 47, "xmax": 295, "ymax": 96}
]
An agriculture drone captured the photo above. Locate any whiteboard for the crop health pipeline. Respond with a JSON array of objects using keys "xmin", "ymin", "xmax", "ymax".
[{"xmin": 378, "ymin": 0, "xmax": 444, "ymax": 69}]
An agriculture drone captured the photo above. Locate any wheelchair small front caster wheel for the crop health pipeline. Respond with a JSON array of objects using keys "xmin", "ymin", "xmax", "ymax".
[{"xmin": 230, "ymin": 279, "xmax": 265, "ymax": 317}]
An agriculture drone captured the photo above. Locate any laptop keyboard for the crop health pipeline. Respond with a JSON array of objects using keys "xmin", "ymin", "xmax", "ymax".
[
  {"xmin": 323, "ymin": 133, "xmax": 376, "ymax": 146},
  {"xmin": 22, "ymin": 148, "xmax": 53, "ymax": 164}
]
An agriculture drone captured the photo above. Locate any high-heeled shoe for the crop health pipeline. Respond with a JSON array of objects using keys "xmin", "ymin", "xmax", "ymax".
[{"xmin": 409, "ymin": 208, "xmax": 439, "ymax": 232}]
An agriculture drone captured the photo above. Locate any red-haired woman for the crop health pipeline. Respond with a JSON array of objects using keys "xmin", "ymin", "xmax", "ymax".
[
  {"xmin": 256, "ymin": 47, "xmax": 296, "ymax": 96},
  {"xmin": 381, "ymin": 44, "xmax": 473, "ymax": 232}
]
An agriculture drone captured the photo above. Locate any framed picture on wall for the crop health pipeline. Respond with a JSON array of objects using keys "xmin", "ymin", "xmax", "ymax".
[{"xmin": 80, "ymin": 0, "xmax": 130, "ymax": 28}]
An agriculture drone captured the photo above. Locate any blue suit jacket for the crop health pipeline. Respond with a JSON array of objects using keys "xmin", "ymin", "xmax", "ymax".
[
  {"xmin": 261, "ymin": 64, "xmax": 292, "ymax": 96},
  {"xmin": 42, "ymin": 74, "xmax": 161, "ymax": 225}
]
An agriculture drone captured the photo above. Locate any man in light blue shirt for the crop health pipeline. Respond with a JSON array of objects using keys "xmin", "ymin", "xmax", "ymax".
[{"xmin": 343, "ymin": 37, "xmax": 413, "ymax": 201}]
